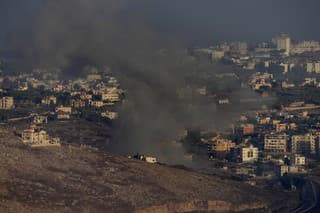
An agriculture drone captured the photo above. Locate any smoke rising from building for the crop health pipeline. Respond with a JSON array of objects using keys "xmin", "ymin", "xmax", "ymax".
[{"xmin": 2, "ymin": 0, "xmax": 264, "ymax": 165}]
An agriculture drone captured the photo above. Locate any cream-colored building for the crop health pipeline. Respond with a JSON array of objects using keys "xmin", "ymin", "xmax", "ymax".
[
  {"xmin": 291, "ymin": 41, "xmax": 320, "ymax": 54},
  {"xmin": 22, "ymin": 126, "xmax": 60, "ymax": 147},
  {"xmin": 280, "ymin": 63, "xmax": 289, "ymax": 73},
  {"xmin": 282, "ymin": 81, "xmax": 295, "ymax": 88},
  {"xmin": 101, "ymin": 93, "xmax": 120, "ymax": 102},
  {"xmin": 100, "ymin": 87, "xmax": 122, "ymax": 102},
  {"xmin": 291, "ymin": 134, "xmax": 317, "ymax": 155},
  {"xmin": 279, "ymin": 165, "xmax": 306, "ymax": 176},
  {"xmin": 0, "ymin": 96, "xmax": 14, "ymax": 109},
  {"xmin": 55, "ymin": 106, "xmax": 72, "ymax": 120},
  {"xmin": 264, "ymin": 134, "xmax": 287, "ymax": 154},
  {"xmin": 241, "ymin": 145, "xmax": 259, "ymax": 162},
  {"xmin": 273, "ymin": 33, "xmax": 291, "ymax": 55},
  {"xmin": 42, "ymin": 96, "xmax": 57, "ymax": 105},
  {"xmin": 306, "ymin": 62, "xmax": 320, "ymax": 73},
  {"xmin": 212, "ymin": 138, "xmax": 236, "ymax": 153},
  {"xmin": 145, "ymin": 157, "xmax": 157, "ymax": 164},
  {"xmin": 108, "ymin": 77, "xmax": 118, "ymax": 85},
  {"xmin": 275, "ymin": 123, "xmax": 287, "ymax": 132},
  {"xmin": 292, "ymin": 154, "xmax": 306, "ymax": 166},
  {"xmin": 89, "ymin": 100, "xmax": 105, "ymax": 108},
  {"xmin": 211, "ymin": 50, "xmax": 225, "ymax": 60},
  {"xmin": 101, "ymin": 111, "xmax": 118, "ymax": 120},
  {"xmin": 56, "ymin": 106, "xmax": 72, "ymax": 113}
]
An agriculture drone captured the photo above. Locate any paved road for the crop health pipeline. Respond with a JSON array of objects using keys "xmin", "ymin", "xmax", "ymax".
[{"xmin": 293, "ymin": 180, "xmax": 320, "ymax": 213}]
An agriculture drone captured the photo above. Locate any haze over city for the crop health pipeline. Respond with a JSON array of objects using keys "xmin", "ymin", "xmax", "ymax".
[{"xmin": 0, "ymin": 1, "xmax": 320, "ymax": 212}]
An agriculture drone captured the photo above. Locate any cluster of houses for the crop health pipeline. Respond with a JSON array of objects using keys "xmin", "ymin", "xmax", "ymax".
[
  {"xmin": 0, "ymin": 67, "xmax": 124, "ymax": 147},
  {"xmin": 193, "ymin": 33, "xmax": 320, "ymax": 92},
  {"xmin": 187, "ymin": 100, "xmax": 320, "ymax": 178},
  {"xmin": 189, "ymin": 35, "xmax": 320, "ymax": 179},
  {"xmin": 249, "ymin": 71, "xmax": 320, "ymax": 91},
  {"xmin": 194, "ymin": 33, "xmax": 320, "ymax": 73},
  {"xmin": 2, "ymin": 67, "xmax": 124, "ymax": 122}
]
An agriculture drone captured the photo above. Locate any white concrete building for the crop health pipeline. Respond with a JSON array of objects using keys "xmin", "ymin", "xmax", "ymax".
[
  {"xmin": 292, "ymin": 154, "xmax": 306, "ymax": 166},
  {"xmin": 241, "ymin": 145, "xmax": 259, "ymax": 162}
]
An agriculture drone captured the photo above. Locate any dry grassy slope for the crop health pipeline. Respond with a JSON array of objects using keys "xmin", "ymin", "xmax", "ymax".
[{"xmin": 0, "ymin": 125, "xmax": 298, "ymax": 213}]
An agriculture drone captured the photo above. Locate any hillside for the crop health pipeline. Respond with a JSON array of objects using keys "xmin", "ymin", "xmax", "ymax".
[{"xmin": 0, "ymin": 125, "xmax": 298, "ymax": 212}]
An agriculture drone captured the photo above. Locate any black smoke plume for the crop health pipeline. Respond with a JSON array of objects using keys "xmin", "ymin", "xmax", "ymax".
[{"xmin": 2, "ymin": 0, "xmax": 262, "ymax": 165}]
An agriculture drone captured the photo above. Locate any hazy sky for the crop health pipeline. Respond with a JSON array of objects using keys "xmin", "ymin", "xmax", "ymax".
[{"xmin": 1, "ymin": 0, "xmax": 320, "ymax": 47}]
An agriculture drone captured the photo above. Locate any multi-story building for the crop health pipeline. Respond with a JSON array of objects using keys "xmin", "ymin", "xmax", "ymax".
[
  {"xmin": 291, "ymin": 134, "xmax": 317, "ymax": 155},
  {"xmin": 41, "ymin": 96, "xmax": 57, "ymax": 105},
  {"xmin": 100, "ymin": 87, "xmax": 122, "ymax": 103},
  {"xmin": 306, "ymin": 62, "xmax": 320, "ymax": 73},
  {"xmin": 55, "ymin": 106, "xmax": 72, "ymax": 120},
  {"xmin": 264, "ymin": 134, "xmax": 287, "ymax": 155},
  {"xmin": 0, "ymin": 96, "xmax": 14, "ymax": 109},
  {"xmin": 241, "ymin": 145, "xmax": 259, "ymax": 162},
  {"xmin": 291, "ymin": 41, "xmax": 320, "ymax": 54},
  {"xmin": 101, "ymin": 93, "xmax": 120, "ymax": 102},
  {"xmin": 212, "ymin": 138, "xmax": 236, "ymax": 153},
  {"xmin": 273, "ymin": 33, "xmax": 291, "ymax": 55},
  {"xmin": 21, "ymin": 126, "xmax": 60, "ymax": 147},
  {"xmin": 278, "ymin": 165, "xmax": 305, "ymax": 176}
]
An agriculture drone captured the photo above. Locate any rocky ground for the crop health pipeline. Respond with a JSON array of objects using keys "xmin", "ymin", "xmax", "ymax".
[{"xmin": 0, "ymin": 125, "xmax": 299, "ymax": 212}]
